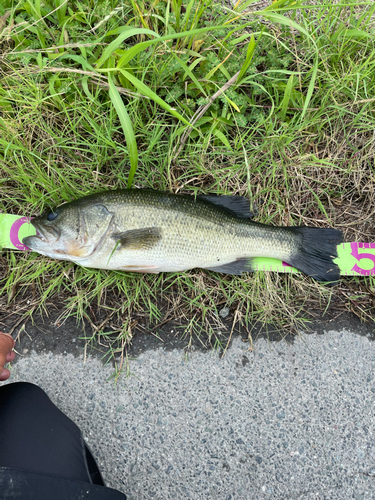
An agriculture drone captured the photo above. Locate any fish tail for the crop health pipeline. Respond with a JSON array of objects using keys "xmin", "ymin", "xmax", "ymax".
[{"xmin": 287, "ymin": 226, "xmax": 343, "ymax": 282}]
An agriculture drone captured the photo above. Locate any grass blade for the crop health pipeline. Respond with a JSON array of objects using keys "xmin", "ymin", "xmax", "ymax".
[
  {"xmin": 57, "ymin": 54, "xmax": 95, "ymax": 71},
  {"xmin": 236, "ymin": 0, "xmax": 264, "ymax": 12},
  {"xmin": 55, "ymin": 0, "xmax": 68, "ymax": 26},
  {"xmin": 280, "ymin": 74, "xmax": 295, "ymax": 120},
  {"xmin": 236, "ymin": 33, "xmax": 256, "ymax": 84},
  {"xmin": 182, "ymin": 56, "xmax": 205, "ymax": 81},
  {"xmin": 116, "ymin": 24, "xmax": 237, "ymax": 69},
  {"xmin": 107, "ymin": 73, "xmax": 138, "ymax": 188},
  {"xmin": 105, "ymin": 68, "xmax": 191, "ymax": 126},
  {"xmin": 96, "ymin": 27, "xmax": 160, "ymax": 69},
  {"xmin": 172, "ymin": 53, "xmax": 207, "ymax": 97},
  {"xmin": 301, "ymin": 55, "xmax": 318, "ymax": 120},
  {"xmin": 340, "ymin": 28, "xmax": 373, "ymax": 39},
  {"xmin": 212, "ymin": 128, "xmax": 232, "ymax": 150},
  {"xmin": 259, "ymin": 12, "xmax": 309, "ymax": 38}
]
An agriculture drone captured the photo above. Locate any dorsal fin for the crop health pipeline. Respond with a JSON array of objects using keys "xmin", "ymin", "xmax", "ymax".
[{"xmin": 198, "ymin": 194, "xmax": 256, "ymax": 219}]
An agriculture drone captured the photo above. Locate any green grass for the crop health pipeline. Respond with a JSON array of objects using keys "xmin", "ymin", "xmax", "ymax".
[{"xmin": 1, "ymin": 0, "xmax": 375, "ymax": 363}]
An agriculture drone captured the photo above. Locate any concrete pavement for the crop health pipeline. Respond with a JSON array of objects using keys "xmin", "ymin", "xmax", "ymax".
[{"xmin": 1, "ymin": 328, "xmax": 375, "ymax": 499}]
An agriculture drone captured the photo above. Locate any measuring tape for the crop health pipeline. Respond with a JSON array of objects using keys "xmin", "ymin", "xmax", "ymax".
[{"xmin": 1, "ymin": 214, "xmax": 374, "ymax": 276}]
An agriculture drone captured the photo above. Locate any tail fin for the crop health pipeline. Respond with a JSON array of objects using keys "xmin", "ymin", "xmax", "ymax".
[{"xmin": 287, "ymin": 226, "xmax": 343, "ymax": 282}]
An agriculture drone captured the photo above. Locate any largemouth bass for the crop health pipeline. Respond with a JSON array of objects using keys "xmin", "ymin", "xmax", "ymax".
[{"xmin": 23, "ymin": 189, "xmax": 343, "ymax": 282}]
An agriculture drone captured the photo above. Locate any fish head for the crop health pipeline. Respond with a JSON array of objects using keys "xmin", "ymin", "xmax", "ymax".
[{"xmin": 23, "ymin": 200, "xmax": 114, "ymax": 262}]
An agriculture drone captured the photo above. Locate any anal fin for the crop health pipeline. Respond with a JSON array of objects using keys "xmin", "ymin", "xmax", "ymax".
[
  {"xmin": 204, "ymin": 257, "xmax": 254, "ymax": 275},
  {"xmin": 119, "ymin": 265, "xmax": 160, "ymax": 274}
]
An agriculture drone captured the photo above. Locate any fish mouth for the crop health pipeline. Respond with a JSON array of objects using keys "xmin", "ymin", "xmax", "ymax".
[
  {"xmin": 23, "ymin": 221, "xmax": 61, "ymax": 250},
  {"xmin": 32, "ymin": 220, "xmax": 60, "ymax": 243}
]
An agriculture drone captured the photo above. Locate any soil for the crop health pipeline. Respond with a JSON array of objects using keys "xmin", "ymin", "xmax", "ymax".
[{"xmin": 1, "ymin": 302, "xmax": 374, "ymax": 363}]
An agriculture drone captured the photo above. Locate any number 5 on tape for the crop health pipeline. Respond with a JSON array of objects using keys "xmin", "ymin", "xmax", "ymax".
[{"xmin": 350, "ymin": 242, "xmax": 375, "ymax": 276}]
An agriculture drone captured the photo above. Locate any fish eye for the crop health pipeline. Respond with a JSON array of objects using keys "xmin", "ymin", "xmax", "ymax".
[{"xmin": 47, "ymin": 211, "xmax": 58, "ymax": 221}]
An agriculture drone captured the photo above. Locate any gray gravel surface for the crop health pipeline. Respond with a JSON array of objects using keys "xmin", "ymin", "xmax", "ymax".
[{"xmin": 1, "ymin": 329, "xmax": 375, "ymax": 499}]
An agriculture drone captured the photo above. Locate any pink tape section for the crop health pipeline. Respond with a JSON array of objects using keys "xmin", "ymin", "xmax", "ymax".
[{"xmin": 10, "ymin": 216, "xmax": 33, "ymax": 251}]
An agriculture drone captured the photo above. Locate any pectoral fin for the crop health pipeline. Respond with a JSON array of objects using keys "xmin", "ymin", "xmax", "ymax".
[{"xmin": 112, "ymin": 227, "xmax": 161, "ymax": 251}]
